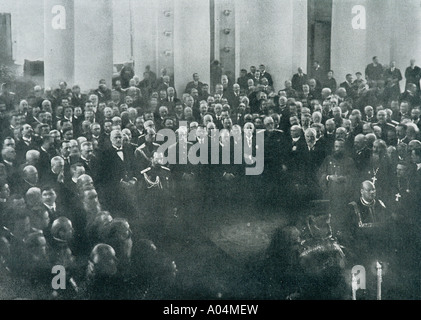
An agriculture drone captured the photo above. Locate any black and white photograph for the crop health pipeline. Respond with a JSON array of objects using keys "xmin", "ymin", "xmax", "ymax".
[{"xmin": 0, "ymin": 0, "xmax": 420, "ymax": 306}]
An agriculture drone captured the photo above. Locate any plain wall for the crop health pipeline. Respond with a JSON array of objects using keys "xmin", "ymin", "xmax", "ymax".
[
  {"xmin": 74, "ymin": 0, "xmax": 114, "ymax": 90},
  {"xmin": 331, "ymin": 0, "xmax": 421, "ymax": 91},
  {"xmin": 236, "ymin": 0, "xmax": 308, "ymax": 92}
]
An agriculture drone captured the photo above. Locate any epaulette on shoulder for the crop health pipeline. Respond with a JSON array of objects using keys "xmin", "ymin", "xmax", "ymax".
[
  {"xmin": 138, "ymin": 143, "xmax": 146, "ymax": 149},
  {"xmin": 256, "ymin": 129, "xmax": 265, "ymax": 134},
  {"xmin": 387, "ymin": 122, "xmax": 396, "ymax": 128},
  {"xmin": 274, "ymin": 129, "xmax": 284, "ymax": 133},
  {"xmin": 161, "ymin": 166, "xmax": 170, "ymax": 171},
  {"xmin": 140, "ymin": 167, "xmax": 151, "ymax": 174},
  {"xmin": 378, "ymin": 199, "xmax": 386, "ymax": 208}
]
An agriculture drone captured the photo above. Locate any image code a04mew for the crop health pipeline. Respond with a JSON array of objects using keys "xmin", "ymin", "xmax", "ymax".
[{"xmin": 205, "ymin": 304, "xmax": 259, "ymax": 315}]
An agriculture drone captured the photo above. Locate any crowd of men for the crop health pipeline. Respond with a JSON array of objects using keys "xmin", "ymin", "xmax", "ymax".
[{"xmin": 0, "ymin": 56, "xmax": 421, "ymax": 299}]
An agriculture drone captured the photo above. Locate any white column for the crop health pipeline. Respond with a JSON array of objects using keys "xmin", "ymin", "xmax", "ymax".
[
  {"xmin": 173, "ymin": 0, "xmax": 211, "ymax": 95},
  {"xmin": 131, "ymin": 0, "xmax": 159, "ymax": 77},
  {"xmin": 44, "ymin": 0, "xmax": 74, "ymax": 88},
  {"xmin": 331, "ymin": 0, "xmax": 367, "ymax": 86},
  {"xmin": 74, "ymin": 0, "xmax": 113, "ymax": 91}
]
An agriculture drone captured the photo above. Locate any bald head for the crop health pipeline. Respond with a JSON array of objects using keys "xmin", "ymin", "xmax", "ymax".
[
  {"xmin": 25, "ymin": 187, "xmax": 42, "ymax": 208},
  {"xmin": 77, "ymin": 174, "xmax": 94, "ymax": 193},
  {"xmin": 361, "ymin": 180, "xmax": 376, "ymax": 202},
  {"xmin": 26, "ymin": 149, "xmax": 40, "ymax": 164},
  {"xmin": 354, "ymin": 134, "xmax": 366, "ymax": 150},
  {"xmin": 361, "ymin": 180, "xmax": 375, "ymax": 191},
  {"xmin": 51, "ymin": 217, "xmax": 74, "ymax": 241},
  {"xmin": 23, "ymin": 165, "xmax": 38, "ymax": 185}
]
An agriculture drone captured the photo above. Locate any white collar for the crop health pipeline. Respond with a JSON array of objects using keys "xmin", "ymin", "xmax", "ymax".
[
  {"xmin": 44, "ymin": 203, "xmax": 56, "ymax": 210},
  {"xmin": 361, "ymin": 197, "xmax": 375, "ymax": 207}
]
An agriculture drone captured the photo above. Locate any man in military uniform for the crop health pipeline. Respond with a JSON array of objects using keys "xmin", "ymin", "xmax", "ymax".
[
  {"xmin": 373, "ymin": 109, "xmax": 396, "ymax": 142},
  {"xmin": 137, "ymin": 152, "xmax": 172, "ymax": 241},
  {"xmin": 135, "ymin": 128, "xmax": 161, "ymax": 172}
]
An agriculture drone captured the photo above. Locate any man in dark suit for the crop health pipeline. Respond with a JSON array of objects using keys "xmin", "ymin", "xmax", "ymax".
[
  {"xmin": 94, "ymin": 79, "xmax": 112, "ymax": 104},
  {"xmin": 226, "ymin": 83, "xmax": 241, "ymax": 112},
  {"xmin": 383, "ymin": 61, "xmax": 403, "ymax": 102},
  {"xmin": 96, "ymin": 129, "xmax": 137, "ymax": 216},
  {"xmin": 70, "ymin": 84, "xmax": 88, "ymax": 108},
  {"xmin": 185, "ymin": 73, "xmax": 204, "ymax": 94},
  {"xmin": 1, "ymin": 147, "xmax": 19, "ymax": 195},
  {"xmin": 280, "ymin": 80, "xmax": 297, "ymax": 99},
  {"xmin": 340, "ymin": 74, "xmax": 357, "ymax": 101},
  {"xmin": 405, "ymin": 59, "xmax": 421, "ymax": 92},
  {"xmin": 41, "ymin": 184, "xmax": 66, "ymax": 222},
  {"xmin": 160, "ymin": 87, "xmax": 180, "ymax": 112},
  {"xmin": 237, "ymin": 69, "xmax": 249, "ymax": 91},
  {"xmin": 40, "ymin": 156, "xmax": 64, "ymax": 190},
  {"xmin": 309, "ymin": 61, "xmax": 325, "ymax": 88},
  {"xmin": 400, "ymin": 83, "xmax": 421, "ymax": 108},
  {"xmin": 78, "ymin": 141, "xmax": 96, "ymax": 179},
  {"xmin": 323, "ymin": 118, "xmax": 336, "ymax": 156},
  {"xmin": 262, "ymin": 116, "xmax": 291, "ymax": 204},
  {"xmin": 259, "ymin": 64, "xmax": 273, "ymax": 88},
  {"xmin": 299, "ymin": 128, "xmax": 326, "ymax": 200},
  {"xmin": 15, "ymin": 123, "xmax": 37, "ymax": 165},
  {"xmin": 131, "ymin": 117, "xmax": 146, "ymax": 146},
  {"xmin": 287, "ymin": 124, "xmax": 305, "ymax": 170},
  {"xmin": 291, "ymin": 67, "xmax": 308, "ymax": 93},
  {"xmin": 365, "ymin": 56, "xmax": 384, "ymax": 82},
  {"xmin": 58, "ymin": 140, "xmax": 73, "ymax": 182},
  {"xmin": 352, "ymin": 134, "xmax": 371, "ymax": 173}
]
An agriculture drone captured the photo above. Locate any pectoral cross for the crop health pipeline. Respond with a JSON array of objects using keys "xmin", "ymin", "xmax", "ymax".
[
  {"xmin": 395, "ymin": 193, "xmax": 401, "ymax": 202},
  {"xmin": 371, "ymin": 176, "xmax": 377, "ymax": 184},
  {"xmin": 371, "ymin": 168, "xmax": 379, "ymax": 185}
]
